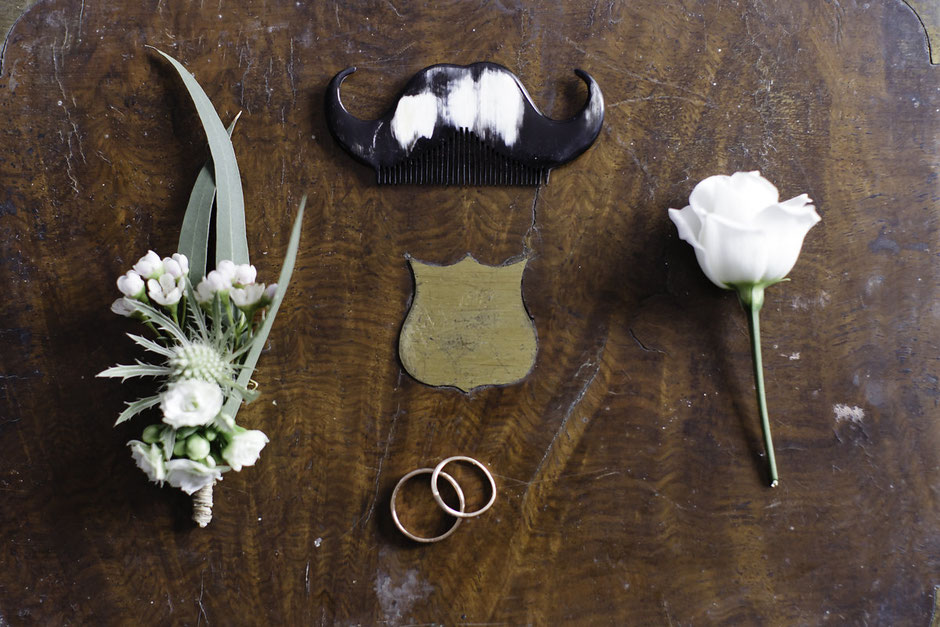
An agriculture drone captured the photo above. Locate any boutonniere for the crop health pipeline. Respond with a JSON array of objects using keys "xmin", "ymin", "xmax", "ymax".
[
  {"xmin": 669, "ymin": 171, "xmax": 820, "ymax": 486},
  {"xmin": 99, "ymin": 49, "xmax": 304, "ymax": 526}
]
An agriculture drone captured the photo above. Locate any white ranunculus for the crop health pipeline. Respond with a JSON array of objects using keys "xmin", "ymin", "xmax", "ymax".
[
  {"xmin": 160, "ymin": 380, "xmax": 224, "ymax": 428},
  {"xmin": 148, "ymin": 274, "xmax": 183, "ymax": 306},
  {"xmin": 133, "ymin": 250, "xmax": 164, "ymax": 279},
  {"xmin": 668, "ymin": 171, "xmax": 820, "ymax": 289},
  {"xmin": 222, "ymin": 429, "xmax": 269, "ymax": 471},
  {"xmin": 230, "ymin": 283, "xmax": 266, "ymax": 308},
  {"xmin": 117, "ymin": 270, "xmax": 145, "ymax": 297},
  {"xmin": 111, "ymin": 297, "xmax": 137, "ymax": 317},
  {"xmin": 128, "ymin": 440, "xmax": 166, "ymax": 484},
  {"xmin": 233, "ymin": 263, "xmax": 257, "ymax": 286},
  {"xmin": 165, "ymin": 458, "xmax": 224, "ymax": 494}
]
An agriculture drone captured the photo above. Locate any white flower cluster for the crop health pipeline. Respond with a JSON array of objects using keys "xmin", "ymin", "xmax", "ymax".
[
  {"xmin": 104, "ymin": 251, "xmax": 273, "ymax": 495},
  {"xmin": 111, "ymin": 251, "xmax": 191, "ymax": 316},
  {"xmin": 195, "ymin": 260, "xmax": 277, "ymax": 310}
]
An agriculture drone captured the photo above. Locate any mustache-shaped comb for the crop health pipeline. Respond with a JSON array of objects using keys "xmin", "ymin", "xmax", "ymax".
[{"xmin": 325, "ymin": 62, "xmax": 604, "ymax": 186}]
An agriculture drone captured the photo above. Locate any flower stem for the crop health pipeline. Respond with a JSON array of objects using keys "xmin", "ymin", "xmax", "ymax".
[{"xmin": 739, "ymin": 285, "xmax": 778, "ymax": 487}]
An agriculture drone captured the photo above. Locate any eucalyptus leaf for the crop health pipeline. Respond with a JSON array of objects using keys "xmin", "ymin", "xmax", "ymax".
[
  {"xmin": 150, "ymin": 47, "xmax": 249, "ymax": 266},
  {"xmin": 178, "ymin": 113, "xmax": 242, "ymax": 283},
  {"xmin": 114, "ymin": 395, "xmax": 162, "ymax": 426},
  {"xmin": 222, "ymin": 196, "xmax": 305, "ymax": 419}
]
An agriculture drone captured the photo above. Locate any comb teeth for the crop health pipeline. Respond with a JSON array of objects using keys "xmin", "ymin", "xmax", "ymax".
[{"xmin": 377, "ymin": 128, "xmax": 547, "ymax": 186}]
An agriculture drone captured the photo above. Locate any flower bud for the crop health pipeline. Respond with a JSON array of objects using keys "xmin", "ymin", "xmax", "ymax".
[
  {"xmin": 185, "ymin": 434, "xmax": 211, "ymax": 460},
  {"xmin": 110, "ymin": 297, "xmax": 136, "ymax": 317},
  {"xmin": 148, "ymin": 274, "xmax": 183, "ymax": 307},
  {"xmin": 117, "ymin": 271, "xmax": 145, "ymax": 297},
  {"xmin": 133, "ymin": 250, "xmax": 164, "ymax": 279},
  {"xmin": 233, "ymin": 263, "xmax": 257, "ymax": 286},
  {"xmin": 231, "ymin": 283, "xmax": 266, "ymax": 308},
  {"xmin": 173, "ymin": 439, "xmax": 188, "ymax": 457},
  {"xmin": 142, "ymin": 424, "xmax": 163, "ymax": 444},
  {"xmin": 216, "ymin": 260, "xmax": 236, "ymax": 282},
  {"xmin": 163, "ymin": 253, "xmax": 190, "ymax": 279}
]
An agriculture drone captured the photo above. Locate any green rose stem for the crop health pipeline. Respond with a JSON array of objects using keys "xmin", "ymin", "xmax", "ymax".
[{"xmin": 737, "ymin": 284, "xmax": 779, "ymax": 488}]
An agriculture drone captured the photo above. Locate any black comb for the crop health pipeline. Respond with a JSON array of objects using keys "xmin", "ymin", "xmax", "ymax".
[{"xmin": 325, "ymin": 62, "xmax": 604, "ymax": 186}]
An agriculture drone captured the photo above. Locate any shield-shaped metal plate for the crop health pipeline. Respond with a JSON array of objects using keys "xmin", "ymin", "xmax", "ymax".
[{"xmin": 399, "ymin": 255, "xmax": 537, "ymax": 392}]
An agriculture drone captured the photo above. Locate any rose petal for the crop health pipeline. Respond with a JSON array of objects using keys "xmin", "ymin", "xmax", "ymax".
[
  {"xmin": 668, "ymin": 205, "xmax": 703, "ymax": 249},
  {"xmin": 699, "ymin": 213, "xmax": 770, "ymax": 286},
  {"xmin": 752, "ymin": 202, "xmax": 821, "ymax": 281},
  {"xmin": 690, "ymin": 172, "xmax": 780, "ymax": 224}
]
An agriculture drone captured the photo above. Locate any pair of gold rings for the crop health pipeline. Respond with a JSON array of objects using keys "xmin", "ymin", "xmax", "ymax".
[{"xmin": 390, "ymin": 456, "xmax": 497, "ymax": 543}]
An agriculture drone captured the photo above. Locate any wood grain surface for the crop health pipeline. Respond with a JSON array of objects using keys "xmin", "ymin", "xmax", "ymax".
[{"xmin": 0, "ymin": 0, "xmax": 937, "ymax": 624}]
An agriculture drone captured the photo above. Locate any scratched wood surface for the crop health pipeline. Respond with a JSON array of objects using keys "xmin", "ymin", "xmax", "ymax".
[{"xmin": 0, "ymin": 1, "xmax": 937, "ymax": 624}]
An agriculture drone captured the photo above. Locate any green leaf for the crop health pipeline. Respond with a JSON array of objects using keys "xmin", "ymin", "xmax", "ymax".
[
  {"xmin": 98, "ymin": 362, "xmax": 174, "ymax": 381},
  {"xmin": 114, "ymin": 395, "xmax": 162, "ymax": 426},
  {"xmin": 178, "ymin": 113, "xmax": 242, "ymax": 283},
  {"xmin": 150, "ymin": 47, "xmax": 249, "ymax": 266},
  {"xmin": 223, "ymin": 196, "xmax": 305, "ymax": 419},
  {"xmin": 160, "ymin": 424, "xmax": 176, "ymax": 461}
]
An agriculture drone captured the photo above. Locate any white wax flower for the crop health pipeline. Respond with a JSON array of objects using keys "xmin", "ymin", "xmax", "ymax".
[
  {"xmin": 163, "ymin": 253, "xmax": 190, "ymax": 279},
  {"xmin": 165, "ymin": 458, "xmax": 223, "ymax": 494},
  {"xmin": 216, "ymin": 260, "xmax": 237, "ymax": 282},
  {"xmin": 133, "ymin": 250, "xmax": 164, "ymax": 279},
  {"xmin": 668, "ymin": 171, "xmax": 820, "ymax": 289},
  {"xmin": 195, "ymin": 270, "xmax": 232, "ymax": 304},
  {"xmin": 231, "ymin": 283, "xmax": 266, "ymax": 308},
  {"xmin": 111, "ymin": 297, "xmax": 136, "ymax": 317},
  {"xmin": 222, "ymin": 429, "xmax": 269, "ymax": 471},
  {"xmin": 233, "ymin": 263, "xmax": 257, "ymax": 286},
  {"xmin": 160, "ymin": 380, "xmax": 224, "ymax": 428},
  {"xmin": 148, "ymin": 274, "xmax": 184, "ymax": 306},
  {"xmin": 117, "ymin": 270, "xmax": 145, "ymax": 297},
  {"xmin": 128, "ymin": 440, "xmax": 166, "ymax": 484},
  {"xmin": 264, "ymin": 283, "xmax": 278, "ymax": 301}
]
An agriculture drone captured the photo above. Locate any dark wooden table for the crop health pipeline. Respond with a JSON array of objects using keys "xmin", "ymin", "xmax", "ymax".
[{"xmin": 1, "ymin": 1, "xmax": 937, "ymax": 624}]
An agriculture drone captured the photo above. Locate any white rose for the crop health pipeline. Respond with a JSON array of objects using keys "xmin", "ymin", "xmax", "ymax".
[
  {"xmin": 233, "ymin": 263, "xmax": 257, "ymax": 286},
  {"xmin": 160, "ymin": 380, "xmax": 223, "ymax": 428},
  {"xmin": 230, "ymin": 283, "xmax": 266, "ymax": 308},
  {"xmin": 165, "ymin": 458, "xmax": 223, "ymax": 494},
  {"xmin": 128, "ymin": 440, "xmax": 166, "ymax": 484},
  {"xmin": 116, "ymin": 270, "xmax": 145, "ymax": 297},
  {"xmin": 222, "ymin": 429, "xmax": 269, "ymax": 471},
  {"xmin": 148, "ymin": 274, "xmax": 183, "ymax": 306},
  {"xmin": 133, "ymin": 250, "xmax": 164, "ymax": 279},
  {"xmin": 111, "ymin": 297, "xmax": 136, "ymax": 317},
  {"xmin": 668, "ymin": 171, "xmax": 820, "ymax": 289}
]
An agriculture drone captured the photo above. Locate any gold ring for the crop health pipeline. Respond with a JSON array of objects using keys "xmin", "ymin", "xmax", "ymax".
[
  {"xmin": 390, "ymin": 468, "xmax": 465, "ymax": 543},
  {"xmin": 430, "ymin": 456, "xmax": 496, "ymax": 519}
]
